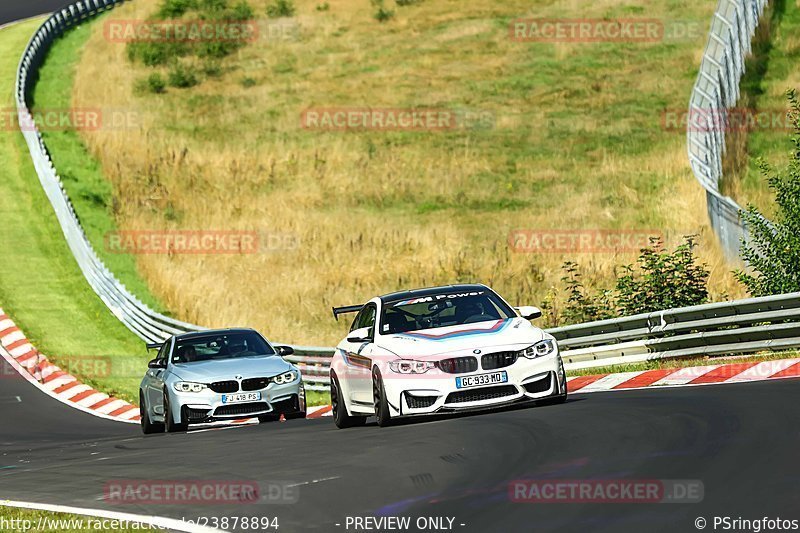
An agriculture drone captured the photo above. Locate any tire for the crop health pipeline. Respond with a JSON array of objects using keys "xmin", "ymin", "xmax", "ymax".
[
  {"xmin": 140, "ymin": 392, "xmax": 164, "ymax": 435},
  {"xmin": 372, "ymin": 367, "xmax": 392, "ymax": 428},
  {"xmin": 163, "ymin": 390, "xmax": 188, "ymax": 433},
  {"xmin": 330, "ymin": 371, "xmax": 367, "ymax": 429}
]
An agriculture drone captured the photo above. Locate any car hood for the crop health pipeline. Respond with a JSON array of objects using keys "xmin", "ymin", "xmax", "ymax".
[
  {"xmin": 376, "ymin": 318, "xmax": 547, "ymax": 357},
  {"xmin": 170, "ymin": 356, "xmax": 293, "ymax": 382}
]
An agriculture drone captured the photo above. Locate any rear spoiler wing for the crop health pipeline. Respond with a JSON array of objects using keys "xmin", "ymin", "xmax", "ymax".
[
  {"xmin": 145, "ymin": 342, "xmax": 163, "ymax": 352},
  {"xmin": 332, "ymin": 304, "xmax": 364, "ymax": 321}
]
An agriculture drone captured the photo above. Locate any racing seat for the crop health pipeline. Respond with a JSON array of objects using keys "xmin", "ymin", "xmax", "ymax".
[
  {"xmin": 384, "ymin": 311, "xmax": 413, "ymax": 334},
  {"xmin": 455, "ymin": 301, "xmax": 495, "ymax": 324},
  {"xmin": 175, "ymin": 345, "xmax": 197, "ymax": 363}
]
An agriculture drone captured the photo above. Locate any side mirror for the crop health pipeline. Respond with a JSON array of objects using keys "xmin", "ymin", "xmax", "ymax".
[
  {"xmin": 517, "ymin": 306, "xmax": 542, "ymax": 320},
  {"xmin": 347, "ymin": 326, "xmax": 372, "ymax": 343},
  {"xmin": 148, "ymin": 358, "xmax": 166, "ymax": 369},
  {"xmin": 275, "ymin": 345, "xmax": 294, "ymax": 356}
]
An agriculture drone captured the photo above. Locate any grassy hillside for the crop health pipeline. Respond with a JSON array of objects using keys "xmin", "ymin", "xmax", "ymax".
[
  {"xmin": 724, "ymin": 0, "xmax": 800, "ymax": 216},
  {"xmin": 67, "ymin": 0, "xmax": 744, "ymax": 346},
  {"xmin": 0, "ymin": 17, "xmax": 147, "ymax": 403},
  {"xmin": 29, "ymin": 19, "xmax": 170, "ymax": 314}
]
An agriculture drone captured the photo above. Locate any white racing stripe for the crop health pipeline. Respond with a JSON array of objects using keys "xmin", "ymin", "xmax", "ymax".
[
  {"xmin": 578, "ymin": 371, "xmax": 645, "ymax": 392},
  {"xmin": 42, "ymin": 375, "xmax": 78, "ymax": 391},
  {"xmin": 728, "ymin": 359, "xmax": 799, "ymax": 382},
  {"xmin": 93, "ymin": 399, "xmax": 128, "ymax": 415},
  {"xmin": 72, "ymin": 392, "xmax": 109, "ymax": 408},
  {"xmin": 1, "ymin": 330, "xmax": 25, "ymax": 346},
  {"xmin": 0, "ymin": 499, "xmax": 227, "ymax": 533},
  {"xmin": 8, "ymin": 343, "xmax": 34, "ymax": 358},
  {"xmin": 60, "ymin": 384, "xmax": 93, "ymax": 399},
  {"xmin": 651, "ymin": 365, "xmax": 720, "ymax": 386}
]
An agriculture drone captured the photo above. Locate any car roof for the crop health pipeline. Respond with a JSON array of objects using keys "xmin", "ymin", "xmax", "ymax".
[
  {"xmin": 174, "ymin": 328, "xmax": 258, "ymax": 342},
  {"xmin": 379, "ymin": 284, "xmax": 490, "ymax": 304}
]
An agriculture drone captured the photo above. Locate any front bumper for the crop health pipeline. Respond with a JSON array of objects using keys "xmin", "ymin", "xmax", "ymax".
[
  {"xmin": 170, "ymin": 379, "xmax": 305, "ymax": 424},
  {"xmin": 382, "ymin": 354, "xmax": 564, "ymax": 417}
]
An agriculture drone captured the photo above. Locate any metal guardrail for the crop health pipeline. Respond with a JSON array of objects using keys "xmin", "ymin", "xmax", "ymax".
[
  {"xmin": 687, "ymin": 0, "xmax": 768, "ymax": 259},
  {"xmin": 16, "ymin": 0, "xmax": 799, "ymax": 394},
  {"xmin": 13, "ymin": 0, "xmax": 340, "ymax": 391},
  {"xmin": 548, "ymin": 291, "xmax": 800, "ymax": 369},
  {"xmin": 283, "ymin": 292, "xmax": 800, "ymax": 378},
  {"xmin": 15, "ymin": 0, "xmax": 208, "ymax": 345}
]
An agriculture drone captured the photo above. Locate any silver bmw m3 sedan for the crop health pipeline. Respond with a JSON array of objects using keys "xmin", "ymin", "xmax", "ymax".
[{"xmin": 139, "ymin": 328, "xmax": 305, "ymax": 433}]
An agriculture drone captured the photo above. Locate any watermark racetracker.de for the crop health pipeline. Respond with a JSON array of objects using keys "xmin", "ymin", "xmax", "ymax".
[
  {"xmin": 104, "ymin": 19, "xmax": 259, "ymax": 43},
  {"xmin": 509, "ymin": 479, "xmax": 704, "ymax": 504},
  {"xmin": 508, "ymin": 229, "xmax": 664, "ymax": 253},
  {"xmin": 104, "ymin": 479, "xmax": 299, "ymax": 505},
  {"xmin": 663, "ymin": 108, "xmax": 794, "ymax": 132},
  {"xmin": 0, "ymin": 108, "xmax": 142, "ymax": 132},
  {"xmin": 104, "ymin": 230, "xmax": 300, "ymax": 255},
  {"xmin": 509, "ymin": 18, "xmax": 706, "ymax": 43},
  {"xmin": 300, "ymin": 107, "xmax": 495, "ymax": 131}
]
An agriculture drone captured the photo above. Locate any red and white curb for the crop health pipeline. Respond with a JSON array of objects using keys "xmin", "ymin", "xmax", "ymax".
[
  {"xmin": 0, "ymin": 308, "xmax": 141, "ymax": 423},
  {"xmin": 305, "ymin": 358, "xmax": 800, "ymax": 417},
  {"xmin": 307, "ymin": 405, "xmax": 332, "ymax": 418},
  {"xmin": 567, "ymin": 358, "xmax": 800, "ymax": 393}
]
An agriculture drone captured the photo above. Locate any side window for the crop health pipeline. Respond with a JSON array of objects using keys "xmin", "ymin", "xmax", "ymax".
[
  {"xmin": 349, "ymin": 305, "xmax": 377, "ymax": 339},
  {"xmin": 359, "ymin": 305, "xmax": 377, "ymax": 338},
  {"xmin": 156, "ymin": 339, "xmax": 171, "ymax": 363},
  {"xmin": 349, "ymin": 308, "xmax": 365, "ymax": 332}
]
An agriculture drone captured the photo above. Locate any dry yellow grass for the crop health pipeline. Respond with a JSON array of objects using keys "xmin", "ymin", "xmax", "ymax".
[{"xmin": 71, "ymin": 0, "xmax": 745, "ymax": 345}]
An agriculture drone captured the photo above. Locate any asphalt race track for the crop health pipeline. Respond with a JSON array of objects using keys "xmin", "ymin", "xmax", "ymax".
[
  {"xmin": 2, "ymin": 4, "xmax": 799, "ymax": 532},
  {"xmin": 0, "ymin": 0, "xmax": 72, "ymax": 25},
  {"xmin": 2, "ymin": 350, "xmax": 800, "ymax": 533}
]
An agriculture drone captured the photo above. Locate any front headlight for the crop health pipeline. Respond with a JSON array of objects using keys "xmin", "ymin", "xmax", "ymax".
[
  {"xmin": 173, "ymin": 381, "xmax": 207, "ymax": 393},
  {"xmin": 520, "ymin": 339, "xmax": 556, "ymax": 359},
  {"xmin": 273, "ymin": 370, "xmax": 299, "ymax": 384},
  {"xmin": 389, "ymin": 360, "xmax": 435, "ymax": 374}
]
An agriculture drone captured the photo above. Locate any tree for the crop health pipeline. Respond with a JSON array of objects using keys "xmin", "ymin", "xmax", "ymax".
[
  {"xmin": 615, "ymin": 236, "xmax": 709, "ymax": 315},
  {"xmin": 736, "ymin": 89, "xmax": 800, "ymax": 296}
]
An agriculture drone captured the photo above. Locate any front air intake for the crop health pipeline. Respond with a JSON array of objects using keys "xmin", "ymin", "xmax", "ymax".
[{"xmin": 436, "ymin": 357, "xmax": 478, "ymax": 374}]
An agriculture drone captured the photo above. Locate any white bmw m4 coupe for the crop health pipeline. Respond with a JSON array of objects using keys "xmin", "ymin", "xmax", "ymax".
[{"xmin": 329, "ymin": 284, "xmax": 566, "ymax": 428}]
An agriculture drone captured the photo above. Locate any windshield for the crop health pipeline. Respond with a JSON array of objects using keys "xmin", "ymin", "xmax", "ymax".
[
  {"xmin": 172, "ymin": 332, "xmax": 275, "ymax": 363},
  {"xmin": 380, "ymin": 290, "xmax": 516, "ymax": 335}
]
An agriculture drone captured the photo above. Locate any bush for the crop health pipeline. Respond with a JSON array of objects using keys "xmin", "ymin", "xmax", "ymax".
[
  {"xmin": 157, "ymin": 0, "xmax": 198, "ymax": 18},
  {"xmin": 128, "ymin": 41, "xmax": 189, "ymax": 67},
  {"xmin": 560, "ymin": 262, "xmax": 616, "ymax": 324},
  {"xmin": 202, "ymin": 61, "xmax": 223, "ymax": 78},
  {"xmin": 197, "ymin": 40, "xmax": 241, "ymax": 59},
  {"xmin": 135, "ymin": 73, "xmax": 167, "ymax": 95},
  {"xmin": 200, "ymin": 0, "xmax": 229, "ymax": 12},
  {"xmin": 372, "ymin": 0, "xmax": 394, "ymax": 21},
  {"xmin": 167, "ymin": 64, "xmax": 199, "ymax": 88},
  {"xmin": 395, "ymin": 0, "xmax": 422, "ymax": 6},
  {"xmin": 736, "ymin": 89, "xmax": 800, "ymax": 296},
  {"xmin": 128, "ymin": 0, "xmax": 254, "ymax": 89},
  {"xmin": 240, "ymin": 76, "xmax": 257, "ymax": 88},
  {"xmin": 558, "ymin": 236, "xmax": 710, "ymax": 323},
  {"xmin": 229, "ymin": 0, "xmax": 255, "ymax": 19},
  {"xmin": 315, "ymin": 2, "xmax": 330, "ymax": 11},
  {"xmin": 615, "ymin": 236, "xmax": 709, "ymax": 315},
  {"xmin": 266, "ymin": 0, "xmax": 296, "ymax": 18}
]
